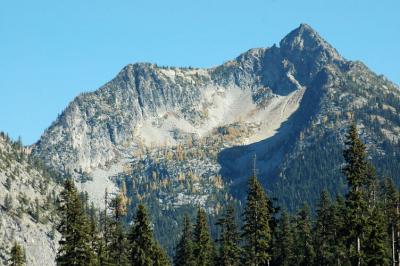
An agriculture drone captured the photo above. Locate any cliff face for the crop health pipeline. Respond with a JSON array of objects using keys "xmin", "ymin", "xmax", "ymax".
[
  {"xmin": 33, "ymin": 24, "xmax": 400, "ymax": 212},
  {"xmin": 0, "ymin": 133, "xmax": 60, "ymax": 265},
  {"xmin": 29, "ymin": 23, "xmax": 400, "ymax": 253},
  {"xmin": 33, "ymin": 24, "xmax": 345, "ymax": 174}
]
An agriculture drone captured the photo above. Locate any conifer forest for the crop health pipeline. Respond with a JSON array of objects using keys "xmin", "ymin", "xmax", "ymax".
[{"xmin": 6, "ymin": 124, "xmax": 395, "ymax": 266}]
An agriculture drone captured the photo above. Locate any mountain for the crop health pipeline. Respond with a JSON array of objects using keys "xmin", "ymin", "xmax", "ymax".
[
  {"xmin": 32, "ymin": 24, "xmax": 400, "ymax": 251},
  {"xmin": 0, "ymin": 133, "xmax": 61, "ymax": 265}
]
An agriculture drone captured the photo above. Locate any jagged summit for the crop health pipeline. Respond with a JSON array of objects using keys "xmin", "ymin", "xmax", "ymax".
[
  {"xmin": 24, "ymin": 23, "xmax": 400, "ymax": 256},
  {"xmin": 33, "ymin": 24, "xmax": 349, "ymax": 175},
  {"xmin": 32, "ymin": 23, "xmax": 400, "ymax": 208},
  {"xmin": 281, "ymin": 23, "xmax": 330, "ymax": 50}
]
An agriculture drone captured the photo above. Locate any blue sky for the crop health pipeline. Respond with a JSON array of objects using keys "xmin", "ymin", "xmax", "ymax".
[{"xmin": 1, "ymin": 0, "xmax": 399, "ymax": 144}]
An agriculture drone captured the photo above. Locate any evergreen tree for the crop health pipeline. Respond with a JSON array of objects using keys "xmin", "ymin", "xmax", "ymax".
[
  {"xmin": 364, "ymin": 207, "xmax": 389, "ymax": 266},
  {"xmin": 100, "ymin": 189, "xmax": 112, "ymax": 265},
  {"xmin": 87, "ymin": 203, "xmax": 108, "ymax": 266},
  {"xmin": 272, "ymin": 210, "xmax": 294, "ymax": 266},
  {"xmin": 331, "ymin": 196, "xmax": 351, "ymax": 266},
  {"xmin": 33, "ymin": 198, "xmax": 40, "ymax": 222},
  {"xmin": 381, "ymin": 178, "xmax": 400, "ymax": 265},
  {"xmin": 4, "ymin": 193, "xmax": 13, "ymax": 211},
  {"xmin": 193, "ymin": 207, "xmax": 214, "ymax": 266},
  {"xmin": 242, "ymin": 174, "xmax": 272, "ymax": 266},
  {"xmin": 314, "ymin": 191, "xmax": 335, "ymax": 265},
  {"xmin": 215, "ymin": 205, "xmax": 241, "ymax": 266},
  {"xmin": 56, "ymin": 179, "xmax": 96, "ymax": 266},
  {"xmin": 293, "ymin": 204, "xmax": 315, "ymax": 266},
  {"xmin": 128, "ymin": 204, "xmax": 170, "ymax": 266},
  {"xmin": 108, "ymin": 194, "xmax": 129, "ymax": 266},
  {"xmin": 153, "ymin": 242, "xmax": 171, "ymax": 266},
  {"xmin": 174, "ymin": 214, "xmax": 195, "ymax": 266},
  {"xmin": 342, "ymin": 123, "xmax": 370, "ymax": 266},
  {"xmin": 8, "ymin": 242, "xmax": 25, "ymax": 266}
]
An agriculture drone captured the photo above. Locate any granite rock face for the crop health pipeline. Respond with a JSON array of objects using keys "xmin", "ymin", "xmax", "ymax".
[
  {"xmin": 0, "ymin": 134, "xmax": 60, "ymax": 265},
  {"xmin": 26, "ymin": 23, "xmax": 400, "ymax": 254},
  {"xmin": 2, "ymin": 23, "xmax": 399, "ymax": 262},
  {"xmin": 33, "ymin": 24, "xmax": 346, "ymax": 175}
]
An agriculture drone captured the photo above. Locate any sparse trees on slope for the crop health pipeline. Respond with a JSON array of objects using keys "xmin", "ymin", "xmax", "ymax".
[{"xmin": 242, "ymin": 174, "xmax": 272, "ymax": 266}]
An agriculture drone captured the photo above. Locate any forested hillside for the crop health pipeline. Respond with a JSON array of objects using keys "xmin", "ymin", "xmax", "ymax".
[{"xmin": 50, "ymin": 124, "xmax": 400, "ymax": 266}]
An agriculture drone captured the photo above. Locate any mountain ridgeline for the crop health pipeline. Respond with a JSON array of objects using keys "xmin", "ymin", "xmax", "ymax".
[{"xmin": 30, "ymin": 24, "xmax": 400, "ymax": 253}]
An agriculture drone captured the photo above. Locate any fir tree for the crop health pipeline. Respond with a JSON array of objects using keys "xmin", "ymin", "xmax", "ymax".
[
  {"xmin": 342, "ymin": 123, "xmax": 370, "ymax": 265},
  {"xmin": 87, "ymin": 203, "xmax": 106, "ymax": 266},
  {"xmin": 193, "ymin": 207, "xmax": 214, "ymax": 266},
  {"xmin": 4, "ymin": 193, "xmax": 13, "ymax": 211},
  {"xmin": 100, "ymin": 189, "xmax": 112, "ymax": 265},
  {"xmin": 314, "ymin": 191, "xmax": 335, "ymax": 265},
  {"xmin": 215, "ymin": 205, "xmax": 241, "ymax": 266},
  {"xmin": 153, "ymin": 242, "xmax": 171, "ymax": 266},
  {"xmin": 56, "ymin": 179, "xmax": 96, "ymax": 266},
  {"xmin": 33, "ymin": 198, "xmax": 40, "ymax": 223},
  {"xmin": 8, "ymin": 242, "xmax": 25, "ymax": 266},
  {"xmin": 293, "ymin": 204, "xmax": 315, "ymax": 266},
  {"xmin": 242, "ymin": 174, "xmax": 272, "ymax": 266},
  {"xmin": 97, "ymin": 237, "xmax": 111, "ymax": 266},
  {"xmin": 331, "ymin": 196, "xmax": 351, "ymax": 266},
  {"xmin": 108, "ymin": 194, "xmax": 129, "ymax": 266},
  {"xmin": 174, "ymin": 214, "xmax": 195, "ymax": 266},
  {"xmin": 381, "ymin": 178, "xmax": 400, "ymax": 266},
  {"xmin": 364, "ymin": 207, "xmax": 389, "ymax": 266},
  {"xmin": 272, "ymin": 210, "xmax": 294, "ymax": 266},
  {"xmin": 128, "ymin": 205, "xmax": 153, "ymax": 266}
]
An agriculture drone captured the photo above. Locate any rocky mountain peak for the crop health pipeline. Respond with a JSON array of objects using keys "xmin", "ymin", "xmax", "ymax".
[
  {"xmin": 25, "ymin": 24, "xmax": 400, "ymax": 256},
  {"xmin": 277, "ymin": 23, "xmax": 345, "ymax": 83},
  {"xmin": 280, "ymin": 23, "xmax": 330, "ymax": 52}
]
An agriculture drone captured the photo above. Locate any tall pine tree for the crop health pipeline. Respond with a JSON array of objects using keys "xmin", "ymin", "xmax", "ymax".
[
  {"xmin": 314, "ymin": 191, "xmax": 335, "ymax": 265},
  {"xmin": 242, "ymin": 174, "xmax": 272, "ymax": 266},
  {"xmin": 215, "ymin": 205, "xmax": 241, "ymax": 266},
  {"xmin": 293, "ymin": 204, "xmax": 315, "ymax": 266},
  {"xmin": 364, "ymin": 207, "xmax": 389, "ymax": 266},
  {"xmin": 174, "ymin": 214, "xmax": 195, "ymax": 266},
  {"xmin": 108, "ymin": 194, "xmax": 129, "ymax": 266},
  {"xmin": 331, "ymin": 196, "xmax": 351, "ymax": 265},
  {"xmin": 382, "ymin": 178, "xmax": 400, "ymax": 265},
  {"xmin": 272, "ymin": 210, "xmax": 294, "ymax": 266},
  {"xmin": 56, "ymin": 179, "xmax": 96, "ymax": 266},
  {"xmin": 129, "ymin": 204, "xmax": 154, "ymax": 266},
  {"xmin": 193, "ymin": 207, "xmax": 214, "ymax": 266},
  {"xmin": 128, "ymin": 204, "xmax": 170, "ymax": 266},
  {"xmin": 153, "ymin": 242, "xmax": 171, "ymax": 266},
  {"xmin": 342, "ymin": 123, "xmax": 370, "ymax": 266}
]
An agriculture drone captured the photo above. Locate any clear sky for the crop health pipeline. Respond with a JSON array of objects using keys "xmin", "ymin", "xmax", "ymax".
[{"xmin": 1, "ymin": 0, "xmax": 399, "ymax": 144}]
